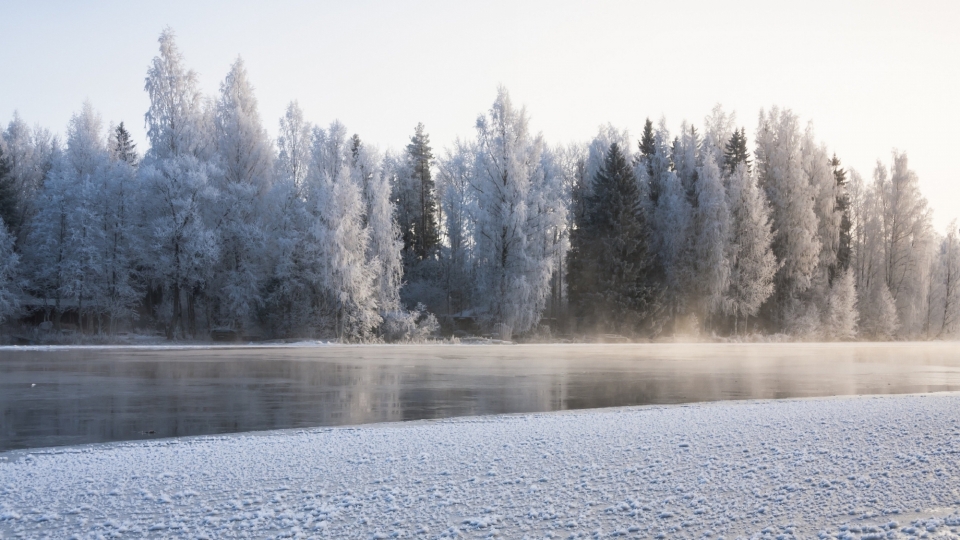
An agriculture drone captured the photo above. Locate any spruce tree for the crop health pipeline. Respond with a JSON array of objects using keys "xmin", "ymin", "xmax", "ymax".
[
  {"xmin": 112, "ymin": 122, "xmax": 138, "ymax": 165},
  {"xmin": 723, "ymin": 128, "xmax": 750, "ymax": 175},
  {"xmin": 638, "ymin": 118, "xmax": 656, "ymax": 159},
  {"xmin": 568, "ymin": 142, "xmax": 654, "ymax": 334},
  {"xmin": 832, "ymin": 154, "xmax": 852, "ymax": 276},
  {"xmin": 404, "ymin": 123, "xmax": 439, "ymax": 261},
  {"xmin": 0, "ymin": 145, "xmax": 18, "ymax": 235}
]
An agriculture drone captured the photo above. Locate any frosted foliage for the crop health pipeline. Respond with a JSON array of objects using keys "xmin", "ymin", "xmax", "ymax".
[
  {"xmin": 655, "ymin": 168, "xmax": 693, "ymax": 311},
  {"xmin": 436, "ymin": 140, "xmax": 477, "ymax": 313},
  {"xmin": 359, "ymin": 146, "xmax": 403, "ymax": 314},
  {"xmin": 823, "ymin": 269, "xmax": 858, "ymax": 340},
  {"xmin": 755, "ymin": 107, "xmax": 820, "ymax": 304},
  {"xmin": 0, "ymin": 218, "xmax": 18, "ymax": 323},
  {"xmin": 932, "ymin": 224, "xmax": 960, "ymax": 337},
  {"xmin": 860, "ymin": 278, "xmax": 899, "ymax": 339},
  {"xmin": 875, "ymin": 153, "xmax": 934, "ymax": 336},
  {"xmin": 144, "ymin": 28, "xmax": 203, "ymax": 160},
  {"xmin": 702, "ymin": 105, "xmax": 735, "ymax": 162},
  {"xmin": 471, "ymin": 87, "xmax": 558, "ymax": 336},
  {"xmin": 20, "ymin": 105, "xmax": 120, "ymax": 331},
  {"xmin": 725, "ymin": 164, "xmax": 777, "ymax": 326},
  {"xmin": 66, "ymin": 102, "xmax": 106, "ymax": 178},
  {"xmin": 215, "ymin": 57, "xmax": 273, "ymax": 190},
  {"xmin": 2, "ymin": 113, "xmax": 52, "ymax": 228},
  {"xmin": 802, "ymin": 128, "xmax": 840, "ymax": 272},
  {"xmin": 209, "ymin": 58, "xmax": 275, "ymax": 329},
  {"xmin": 276, "ymin": 101, "xmax": 312, "ymax": 191},
  {"xmin": 140, "ymin": 155, "xmax": 220, "ymax": 336},
  {"xmin": 693, "ymin": 153, "xmax": 731, "ymax": 315},
  {"xmin": 308, "ymin": 122, "xmax": 380, "ymax": 340}
]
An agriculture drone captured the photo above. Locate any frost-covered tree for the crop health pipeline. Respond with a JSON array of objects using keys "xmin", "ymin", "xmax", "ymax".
[
  {"xmin": 144, "ymin": 28, "xmax": 205, "ymax": 160},
  {"xmin": 724, "ymin": 162, "xmax": 777, "ymax": 334},
  {"xmin": 2, "ymin": 113, "xmax": 55, "ymax": 242},
  {"xmin": 933, "ymin": 223, "xmax": 960, "ymax": 338},
  {"xmin": 354, "ymin": 142, "xmax": 402, "ymax": 315},
  {"xmin": 276, "ymin": 101, "xmax": 312, "ymax": 193},
  {"xmin": 823, "ymin": 269, "xmax": 858, "ymax": 340},
  {"xmin": 754, "ymin": 107, "xmax": 820, "ymax": 329},
  {"xmin": 470, "ymin": 87, "xmax": 558, "ymax": 338},
  {"xmin": 142, "ymin": 29, "xmax": 218, "ymax": 338},
  {"xmin": 307, "ymin": 122, "xmax": 380, "ymax": 340},
  {"xmin": 435, "ymin": 139, "xmax": 477, "ymax": 316},
  {"xmin": 693, "ymin": 152, "xmax": 731, "ymax": 320},
  {"xmin": 262, "ymin": 101, "xmax": 314, "ymax": 336},
  {"xmin": 210, "ymin": 57, "xmax": 273, "ymax": 331},
  {"xmin": 875, "ymin": 152, "xmax": 934, "ymax": 336},
  {"xmin": 21, "ymin": 103, "xmax": 110, "ymax": 332}
]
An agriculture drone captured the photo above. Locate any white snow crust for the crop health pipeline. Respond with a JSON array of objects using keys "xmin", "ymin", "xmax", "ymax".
[{"xmin": 3, "ymin": 393, "xmax": 960, "ymax": 539}]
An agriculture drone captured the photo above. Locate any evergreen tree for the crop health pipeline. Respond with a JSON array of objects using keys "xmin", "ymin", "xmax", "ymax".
[
  {"xmin": 832, "ymin": 154, "xmax": 852, "ymax": 276},
  {"xmin": 725, "ymin": 163, "xmax": 777, "ymax": 334},
  {"xmin": 0, "ymin": 145, "xmax": 17, "ymax": 233},
  {"xmin": 723, "ymin": 128, "xmax": 750, "ymax": 175},
  {"xmin": 111, "ymin": 122, "xmax": 138, "ymax": 165},
  {"xmin": 568, "ymin": 143, "xmax": 653, "ymax": 334},
  {"xmin": 0, "ymin": 217, "xmax": 18, "ymax": 323},
  {"xmin": 638, "ymin": 118, "xmax": 656, "ymax": 161},
  {"xmin": 402, "ymin": 123, "xmax": 439, "ymax": 261}
]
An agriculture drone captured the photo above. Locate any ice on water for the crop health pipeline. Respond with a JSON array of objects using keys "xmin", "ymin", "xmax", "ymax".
[{"xmin": 3, "ymin": 393, "xmax": 960, "ymax": 539}]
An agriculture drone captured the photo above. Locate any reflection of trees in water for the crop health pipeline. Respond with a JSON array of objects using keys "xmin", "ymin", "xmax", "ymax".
[{"xmin": 3, "ymin": 343, "xmax": 960, "ymax": 451}]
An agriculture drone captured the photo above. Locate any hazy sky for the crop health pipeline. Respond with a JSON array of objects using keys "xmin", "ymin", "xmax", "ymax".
[{"xmin": 2, "ymin": 0, "xmax": 958, "ymax": 230}]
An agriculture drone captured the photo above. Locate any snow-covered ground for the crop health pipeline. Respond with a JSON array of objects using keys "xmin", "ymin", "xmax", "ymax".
[{"xmin": 3, "ymin": 394, "xmax": 960, "ymax": 539}]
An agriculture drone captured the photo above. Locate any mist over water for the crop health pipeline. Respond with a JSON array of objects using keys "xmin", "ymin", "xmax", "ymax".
[{"xmin": 2, "ymin": 342, "xmax": 959, "ymax": 452}]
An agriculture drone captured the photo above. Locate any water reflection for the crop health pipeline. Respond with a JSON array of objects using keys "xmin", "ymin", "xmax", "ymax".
[{"xmin": 2, "ymin": 343, "xmax": 959, "ymax": 451}]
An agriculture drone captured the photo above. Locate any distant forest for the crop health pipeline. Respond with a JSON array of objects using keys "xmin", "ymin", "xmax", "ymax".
[{"xmin": 0, "ymin": 29, "xmax": 957, "ymax": 342}]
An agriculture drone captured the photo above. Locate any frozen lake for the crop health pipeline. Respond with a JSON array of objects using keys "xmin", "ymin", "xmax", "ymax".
[{"xmin": 2, "ymin": 342, "xmax": 959, "ymax": 452}]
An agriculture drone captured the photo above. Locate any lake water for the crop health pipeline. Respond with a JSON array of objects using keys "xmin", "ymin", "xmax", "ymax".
[{"xmin": 2, "ymin": 342, "xmax": 960, "ymax": 452}]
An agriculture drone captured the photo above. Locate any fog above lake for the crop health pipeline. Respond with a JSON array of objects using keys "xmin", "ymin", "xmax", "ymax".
[{"xmin": 3, "ymin": 342, "xmax": 959, "ymax": 452}]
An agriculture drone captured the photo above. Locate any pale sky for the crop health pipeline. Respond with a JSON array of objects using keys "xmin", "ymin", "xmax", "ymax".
[{"xmin": 2, "ymin": 0, "xmax": 958, "ymax": 231}]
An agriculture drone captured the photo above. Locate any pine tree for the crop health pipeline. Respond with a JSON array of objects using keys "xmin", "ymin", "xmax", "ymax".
[{"xmin": 568, "ymin": 142, "xmax": 654, "ymax": 334}]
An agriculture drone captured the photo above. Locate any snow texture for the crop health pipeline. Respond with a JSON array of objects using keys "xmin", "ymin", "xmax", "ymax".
[{"xmin": 4, "ymin": 393, "xmax": 960, "ymax": 539}]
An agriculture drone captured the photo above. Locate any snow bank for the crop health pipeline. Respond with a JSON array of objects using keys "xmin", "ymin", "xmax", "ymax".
[{"xmin": 3, "ymin": 394, "xmax": 960, "ymax": 539}]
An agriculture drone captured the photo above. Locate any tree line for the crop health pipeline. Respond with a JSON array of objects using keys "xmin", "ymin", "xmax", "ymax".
[{"xmin": 0, "ymin": 29, "xmax": 957, "ymax": 341}]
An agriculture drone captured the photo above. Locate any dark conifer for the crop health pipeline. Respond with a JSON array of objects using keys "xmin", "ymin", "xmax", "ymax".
[
  {"xmin": 404, "ymin": 123, "xmax": 439, "ymax": 261},
  {"xmin": 568, "ymin": 143, "xmax": 655, "ymax": 334},
  {"xmin": 0, "ymin": 145, "xmax": 17, "ymax": 234},
  {"xmin": 723, "ymin": 127, "xmax": 750, "ymax": 175},
  {"xmin": 113, "ymin": 122, "xmax": 138, "ymax": 165},
  {"xmin": 832, "ymin": 154, "xmax": 852, "ymax": 277}
]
